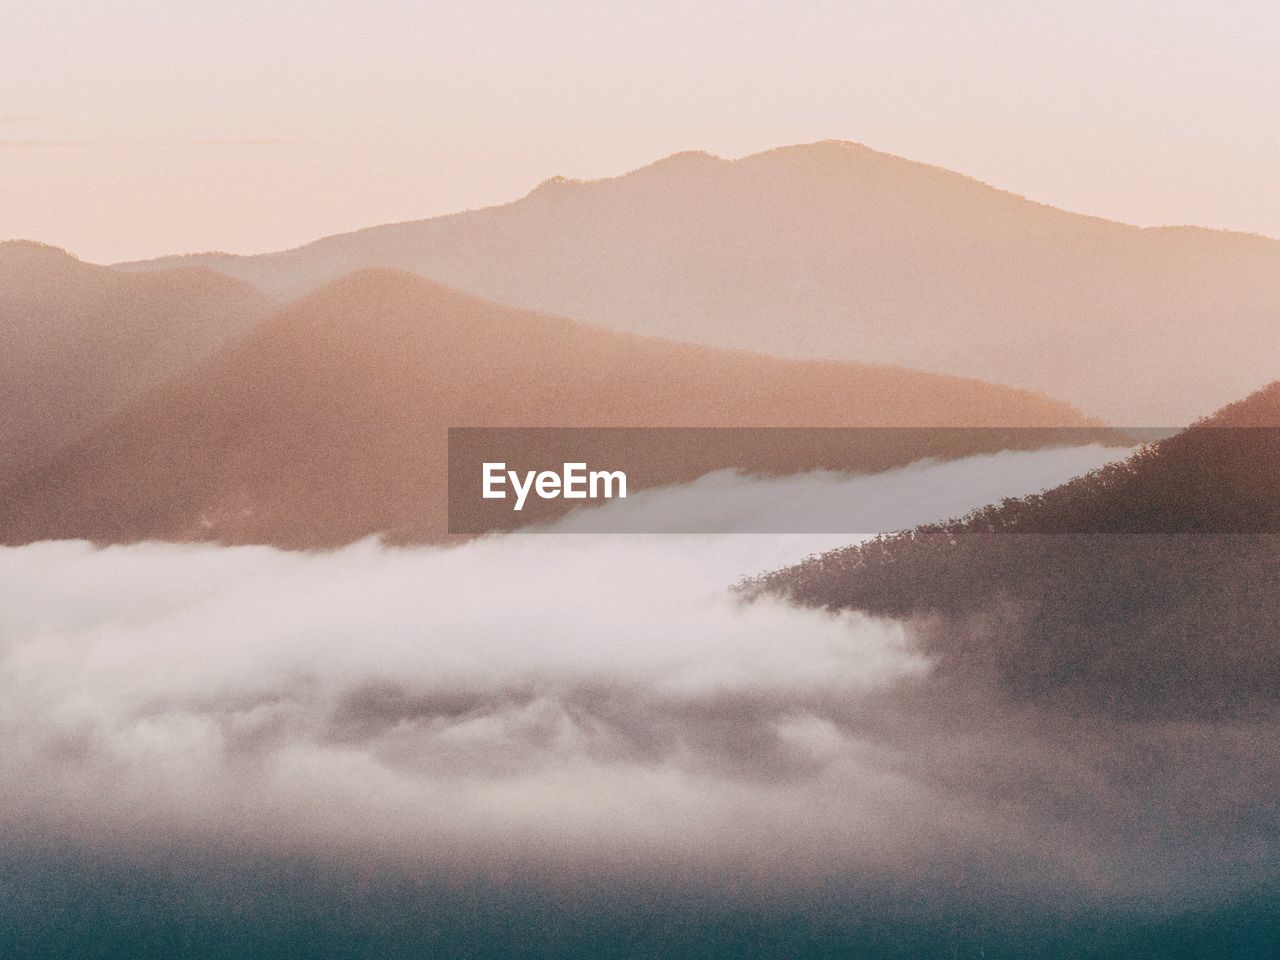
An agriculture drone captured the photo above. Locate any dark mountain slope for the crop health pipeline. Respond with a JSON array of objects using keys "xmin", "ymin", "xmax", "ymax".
[{"xmin": 750, "ymin": 383, "xmax": 1280, "ymax": 716}]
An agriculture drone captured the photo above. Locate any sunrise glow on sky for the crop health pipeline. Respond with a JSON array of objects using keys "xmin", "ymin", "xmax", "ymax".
[{"xmin": 4, "ymin": 0, "xmax": 1277, "ymax": 262}]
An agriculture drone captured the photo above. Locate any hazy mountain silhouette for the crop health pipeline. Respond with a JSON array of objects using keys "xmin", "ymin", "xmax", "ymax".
[
  {"xmin": 0, "ymin": 241, "xmax": 272, "ymax": 485},
  {"xmin": 115, "ymin": 141, "xmax": 1280, "ymax": 424},
  {"xmin": 0, "ymin": 269, "xmax": 1099, "ymax": 548},
  {"xmin": 749, "ymin": 383, "xmax": 1280, "ymax": 716}
]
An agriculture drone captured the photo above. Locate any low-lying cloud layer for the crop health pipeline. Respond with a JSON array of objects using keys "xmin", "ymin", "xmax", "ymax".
[
  {"xmin": 548, "ymin": 443, "xmax": 1132, "ymax": 533},
  {"xmin": 1, "ymin": 445, "xmax": 1275, "ymax": 914}
]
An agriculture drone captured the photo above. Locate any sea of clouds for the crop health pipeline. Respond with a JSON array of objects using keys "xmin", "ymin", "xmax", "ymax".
[{"xmin": 2, "ymin": 442, "xmax": 1275, "ymax": 912}]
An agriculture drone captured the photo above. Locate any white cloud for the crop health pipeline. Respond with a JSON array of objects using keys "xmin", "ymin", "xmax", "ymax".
[
  {"xmin": 0, "ymin": 445, "xmax": 1272, "ymax": 904},
  {"xmin": 549, "ymin": 443, "xmax": 1131, "ymax": 533}
]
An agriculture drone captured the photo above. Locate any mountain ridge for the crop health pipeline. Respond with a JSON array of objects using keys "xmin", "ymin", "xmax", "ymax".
[
  {"xmin": 0, "ymin": 268, "xmax": 1102, "ymax": 549},
  {"xmin": 98, "ymin": 140, "xmax": 1280, "ymax": 424},
  {"xmin": 0, "ymin": 241, "xmax": 273, "ymax": 485},
  {"xmin": 111, "ymin": 141, "xmax": 1280, "ymax": 271}
]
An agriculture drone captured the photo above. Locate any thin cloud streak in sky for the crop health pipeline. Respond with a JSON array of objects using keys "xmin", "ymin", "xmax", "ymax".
[
  {"xmin": 0, "ymin": 139, "xmax": 85, "ymax": 147},
  {"xmin": 0, "ymin": 136, "xmax": 307, "ymax": 148},
  {"xmin": 191, "ymin": 138, "xmax": 309, "ymax": 146}
]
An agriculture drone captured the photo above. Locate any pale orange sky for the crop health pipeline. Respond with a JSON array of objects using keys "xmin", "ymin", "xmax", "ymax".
[{"xmin": 3, "ymin": 0, "xmax": 1277, "ymax": 263}]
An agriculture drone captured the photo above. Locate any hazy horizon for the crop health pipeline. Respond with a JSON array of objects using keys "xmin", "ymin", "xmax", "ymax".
[
  {"xmin": 5, "ymin": 0, "xmax": 1279, "ymax": 262},
  {"xmin": 6, "ymin": 5, "xmax": 1280, "ymax": 956}
]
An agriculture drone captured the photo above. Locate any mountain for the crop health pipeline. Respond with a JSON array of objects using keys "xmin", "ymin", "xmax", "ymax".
[
  {"xmin": 113, "ymin": 141, "xmax": 1280, "ymax": 424},
  {"xmin": 0, "ymin": 241, "xmax": 272, "ymax": 485},
  {"xmin": 0, "ymin": 269, "xmax": 1100, "ymax": 549},
  {"xmin": 749, "ymin": 383, "xmax": 1280, "ymax": 716}
]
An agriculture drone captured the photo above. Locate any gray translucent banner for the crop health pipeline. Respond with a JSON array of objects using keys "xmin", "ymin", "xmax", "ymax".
[{"xmin": 437, "ymin": 426, "xmax": 1280, "ymax": 535}]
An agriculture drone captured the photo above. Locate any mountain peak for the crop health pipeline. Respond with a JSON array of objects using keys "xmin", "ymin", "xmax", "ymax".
[
  {"xmin": 0, "ymin": 240, "xmax": 83, "ymax": 272},
  {"xmin": 637, "ymin": 149, "xmax": 724, "ymax": 172},
  {"xmin": 527, "ymin": 150, "xmax": 726, "ymax": 199},
  {"xmin": 0, "ymin": 238, "xmax": 76, "ymax": 257},
  {"xmin": 526, "ymin": 174, "xmax": 585, "ymax": 197},
  {"xmin": 292, "ymin": 267, "xmax": 483, "ymax": 316}
]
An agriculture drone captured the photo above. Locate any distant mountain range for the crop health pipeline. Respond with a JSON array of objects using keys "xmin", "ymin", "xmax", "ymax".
[
  {"xmin": 9, "ymin": 141, "xmax": 1279, "ymax": 546},
  {"xmin": 114, "ymin": 141, "xmax": 1280, "ymax": 424},
  {"xmin": 0, "ymin": 269, "xmax": 1097, "ymax": 549},
  {"xmin": 0, "ymin": 241, "xmax": 271, "ymax": 486},
  {"xmin": 749, "ymin": 382, "xmax": 1280, "ymax": 716}
]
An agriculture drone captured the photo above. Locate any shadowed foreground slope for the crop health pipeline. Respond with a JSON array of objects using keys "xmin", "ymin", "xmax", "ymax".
[{"xmin": 750, "ymin": 383, "xmax": 1280, "ymax": 716}]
